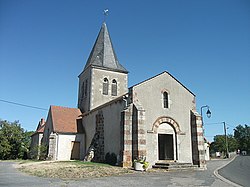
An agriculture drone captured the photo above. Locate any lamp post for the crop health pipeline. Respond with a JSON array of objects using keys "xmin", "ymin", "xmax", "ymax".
[
  {"xmin": 200, "ymin": 105, "xmax": 211, "ymax": 136},
  {"xmin": 200, "ymin": 105, "xmax": 211, "ymax": 119}
]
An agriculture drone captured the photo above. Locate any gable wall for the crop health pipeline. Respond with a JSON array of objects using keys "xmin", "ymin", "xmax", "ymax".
[
  {"xmin": 42, "ymin": 111, "xmax": 54, "ymax": 147},
  {"xmin": 131, "ymin": 72, "xmax": 196, "ymax": 164}
]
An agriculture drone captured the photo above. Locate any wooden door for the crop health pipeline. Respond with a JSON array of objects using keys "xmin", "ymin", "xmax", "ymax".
[
  {"xmin": 158, "ymin": 134, "xmax": 174, "ymax": 160},
  {"xmin": 71, "ymin": 141, "xmax": 80, "ymax": 160}
]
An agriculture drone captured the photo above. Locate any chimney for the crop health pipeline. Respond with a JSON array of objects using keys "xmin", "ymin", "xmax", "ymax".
[{"xmin": 40, "ymin": 118, "xmax": 45, "ymax": 125}]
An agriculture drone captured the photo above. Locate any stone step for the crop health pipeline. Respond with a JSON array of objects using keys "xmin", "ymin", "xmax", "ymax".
[
  {"xmin": 155, "ymin": 162, "xmax": 193, "ymax": 166},
  {"xmin": 152, "ymin": 162, "xmax": 198, "ymax": 170}
]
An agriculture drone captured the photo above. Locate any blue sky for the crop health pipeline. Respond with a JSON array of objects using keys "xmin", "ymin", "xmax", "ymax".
[{"xmin": 0, "ymin": 0, "xmax": 249, "ymax": 142}]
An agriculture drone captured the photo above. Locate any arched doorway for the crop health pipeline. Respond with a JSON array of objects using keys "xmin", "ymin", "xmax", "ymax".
[
  {"xmin": 158, "ymin": 123, "xmax": 176, "ymax": 160},
  {"xmin": 151, "ymin": 117, "xmax": 181, "ymax": 161}
]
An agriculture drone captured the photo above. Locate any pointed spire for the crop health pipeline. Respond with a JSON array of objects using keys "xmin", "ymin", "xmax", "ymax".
[{"xmin": 84, "ymin": 22, "xmax": 128, "ymax": 73}]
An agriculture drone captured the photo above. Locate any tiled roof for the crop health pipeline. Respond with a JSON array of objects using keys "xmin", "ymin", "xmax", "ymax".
[
  {"xmin": 83, "ymin": 22, "xmax": 128, "ymax": 73},
  {"xmin": 50, "ymin": 105, "xmax": 83, "ymax": 133},
  {"xmin": 31, "ymin": 119, "xmax": 46, "ymax": 136},
  {"xmin": 37, "ymin": 124, "xmax": 45, "ymax": 133}
]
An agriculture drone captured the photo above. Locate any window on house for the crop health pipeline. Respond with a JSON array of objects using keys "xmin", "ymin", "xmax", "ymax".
[
  {"xmin": 103, "ymin": 78, "xmax": 109, "ymax": 95},
  {"xmin": 111, "ymin": 79, "xmax": 117, "ymax": 96},
  {"xmin": 163, "ymin": 92, "xmax": 169, "ymax": 108}
]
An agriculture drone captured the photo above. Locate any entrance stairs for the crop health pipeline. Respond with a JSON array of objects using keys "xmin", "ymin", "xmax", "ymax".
[{"xmin": 152, "ymin": 161, "xmax": 198, "ymax": 171}]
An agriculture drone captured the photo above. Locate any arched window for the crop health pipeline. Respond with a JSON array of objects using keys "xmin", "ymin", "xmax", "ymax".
[
  {"xmin": 103, "ymin": 78, "xmax": 109, "ymax": 95},
  {"xmin": 163, "ymin": 92, "xmax": 169, "ymax": 108},
  {"xmin": 111, "ymin": 79, "xmax": 117, "ymax": 96}
]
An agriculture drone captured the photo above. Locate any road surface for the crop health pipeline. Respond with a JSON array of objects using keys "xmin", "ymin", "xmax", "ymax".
[
  {"xmin": 218, "ymin": 155, "xmax": 250, "ymax": 187},
  {"xmin": 0, "ymin": 158, "xmax": 246, "ymax": 187}
]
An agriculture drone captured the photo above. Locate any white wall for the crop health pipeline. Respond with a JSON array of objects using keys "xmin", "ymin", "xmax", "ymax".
[
  {"xmin": 57, "ymin": 133, "xmax": 85, "ymax": 160},
  {"xmin": 131, "ymin": 72, "xmax": 196, "ymax": 164},
  {"xmin": 204, "ymin": 143, "xmax": 210, "ymax": 161}
]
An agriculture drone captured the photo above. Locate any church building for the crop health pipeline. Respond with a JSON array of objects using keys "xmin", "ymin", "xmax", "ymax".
[{"xmin": 31, "ymin": 22, "xmax": 206, "ymax": 169}]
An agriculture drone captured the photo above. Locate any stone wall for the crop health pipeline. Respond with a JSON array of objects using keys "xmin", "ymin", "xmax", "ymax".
[
  {"xmin": 48, "ymin": 133, "xmax": 57, "ymax": 160},
  {"xmin": 120, "ymin": 103, "xmax": 146, "ymax": 168},
  {"xmin": 94, "ymin": 110, "xmax": 105, "ymax": 162},
  {"xmin": 191, "ymin": 111, "xmax": 206, "ymax": 169},
  {"xmin": 132, "ymin": 103, "xmax": 146, "ymax": 160},
  {"xmin": 120, "ymin": 104, "xmax": 133, "ymax": 167}
]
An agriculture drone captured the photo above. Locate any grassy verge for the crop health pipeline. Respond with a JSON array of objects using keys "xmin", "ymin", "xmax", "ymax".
[{"xmin": 18, "ymin": 160, "xmax": 134, "ymax": 179}]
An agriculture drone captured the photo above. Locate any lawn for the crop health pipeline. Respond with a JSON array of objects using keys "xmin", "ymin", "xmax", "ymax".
[{"xmin": 17, "ymin": 160, "xmax": 134, "ymax": 179}]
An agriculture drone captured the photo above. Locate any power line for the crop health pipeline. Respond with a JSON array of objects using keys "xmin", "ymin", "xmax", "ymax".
[
  {"xmin": 204, "ymin": 122, "xmax": 223, "ymax": 125},
  {"xmin": 0, "ymin": 99, "xmax": 47, "ymax": 111}
]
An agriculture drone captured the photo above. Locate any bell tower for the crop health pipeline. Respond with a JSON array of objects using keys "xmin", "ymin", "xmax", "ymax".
[{"xmin": 78, "ymin": 22, "xmax": 128, "ymax": 113}]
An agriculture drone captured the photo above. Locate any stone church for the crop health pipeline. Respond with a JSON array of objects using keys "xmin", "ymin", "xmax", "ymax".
[{"xmin": 31, "ymin": 22, "xmax": 206, "ymax": 169}]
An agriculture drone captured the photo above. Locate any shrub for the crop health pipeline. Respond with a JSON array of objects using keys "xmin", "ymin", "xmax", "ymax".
[
  {"xmin": 105, "ymin": 152, "xmax": 117, "ymax": 166},
  {"xmin": 110, "ymin": 153, "xmax": 117, "ymax": 166}
]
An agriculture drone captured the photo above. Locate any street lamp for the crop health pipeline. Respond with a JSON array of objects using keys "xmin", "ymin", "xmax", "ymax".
[
  {"xmin": 200, "ymin": 105, "xmax": 211, "ymax": 136},
  {"xmin": 200, "ymin": 105, "xmax": 211, "ymax": 119}
]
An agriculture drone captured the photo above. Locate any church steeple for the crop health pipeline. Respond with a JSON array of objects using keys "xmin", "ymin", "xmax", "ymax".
[
  {"xmin": 84, "ymin": 22, "xmax": 128, "ymax": 73},
  {"xmin": 78, "ymin": 22, "xmax": 128, "ymax": 112}
]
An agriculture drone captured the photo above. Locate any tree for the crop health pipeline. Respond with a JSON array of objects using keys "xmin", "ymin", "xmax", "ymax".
[
  {"xmin": 234, "ymin": 124, "xmax": 250, "ymax": 152},
  {"xmin": 0, "ymin": 119, "xmax": 33, "ymax": 160},
  {"xmin": 227, "ymin": 134, "xmax": 238, "ymax": 152},
  {"xmin": 211, "ymin": 135, "xmax": 226, "ymax": 153},
  {"xmin": 210, "ymin": 134, "xmax": 238, "ymax": 155}
]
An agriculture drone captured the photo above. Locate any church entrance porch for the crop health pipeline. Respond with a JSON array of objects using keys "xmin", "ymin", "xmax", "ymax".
[{"xmin": 158, "ymin": 134, "xmax": 174, "ymax": 160}]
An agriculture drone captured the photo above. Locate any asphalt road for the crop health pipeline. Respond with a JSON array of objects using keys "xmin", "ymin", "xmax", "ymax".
[
  {"xmin": 0, "ymin": 162, "xmax": 62, "ymax": 187},
  {"xmin": 218, "ymin": 156, "xmax": 250, "ymax": 187},
  {"xmin": 0, "ymin": 158, "xmax": 245, "ymax": 187}
]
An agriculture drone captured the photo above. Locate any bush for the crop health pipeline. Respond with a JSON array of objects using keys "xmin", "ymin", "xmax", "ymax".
[
  {"xmin": 105, "ymin": 152, "xmax": 111, "ymax": 163},
  {"xmin": 110, "ymin": 153, "xmax": 117, "ymax": 166},
  {"xmin": 39, "ymin": 144, "xmax": 47, "ymax": 160},
  {"xmin": 105, "ymin": 152, "xmax": 117, "ymax": 166},
  {"xmin": 29, "ymin": 144, "xmax": 47, "ymax": 160}
]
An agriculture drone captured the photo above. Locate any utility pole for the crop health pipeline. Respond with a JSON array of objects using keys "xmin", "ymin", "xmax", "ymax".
[{"xmin": 223, "ymin": 122, "xmax": 229, "ymax": 158}]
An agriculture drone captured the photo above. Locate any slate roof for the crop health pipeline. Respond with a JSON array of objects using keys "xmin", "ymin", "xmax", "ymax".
[
  {"xmin": 50, "ymin": 106, "xmax": 83, "ymax": 133},
  {"xmin": 84, "ymin": 22, "xmax": 128, "ymax": 73}
]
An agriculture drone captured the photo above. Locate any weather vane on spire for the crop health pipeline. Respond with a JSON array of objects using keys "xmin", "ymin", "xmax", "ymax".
[{"xmin": 103, "ymin": 9, "xmax": 109, "ymax": 22}]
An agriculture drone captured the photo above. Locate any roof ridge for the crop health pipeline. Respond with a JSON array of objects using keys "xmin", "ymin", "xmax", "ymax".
[
  {"xmin": 130, "ymin": 71, "xmax": 195, "ymax": 96},
  {"xmin": 50, "ymin": 105, "xmax": 79, "ymax": 110}
]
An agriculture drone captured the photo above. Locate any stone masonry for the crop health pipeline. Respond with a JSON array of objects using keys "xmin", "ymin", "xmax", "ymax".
[
  {"xmin": 132, "ymin": 104, "xmax": 146, "ymax": 160},
  {"xmin": 120, "ymin": 104, "xmax": 133, "ymax": 167},
  {"xmin": 191, "ymin": 111, "xmax": 206, "ymax": 169},
  {"xmin": 94, "ymin": 110, "xmax": 105, "ymax": 162}
]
